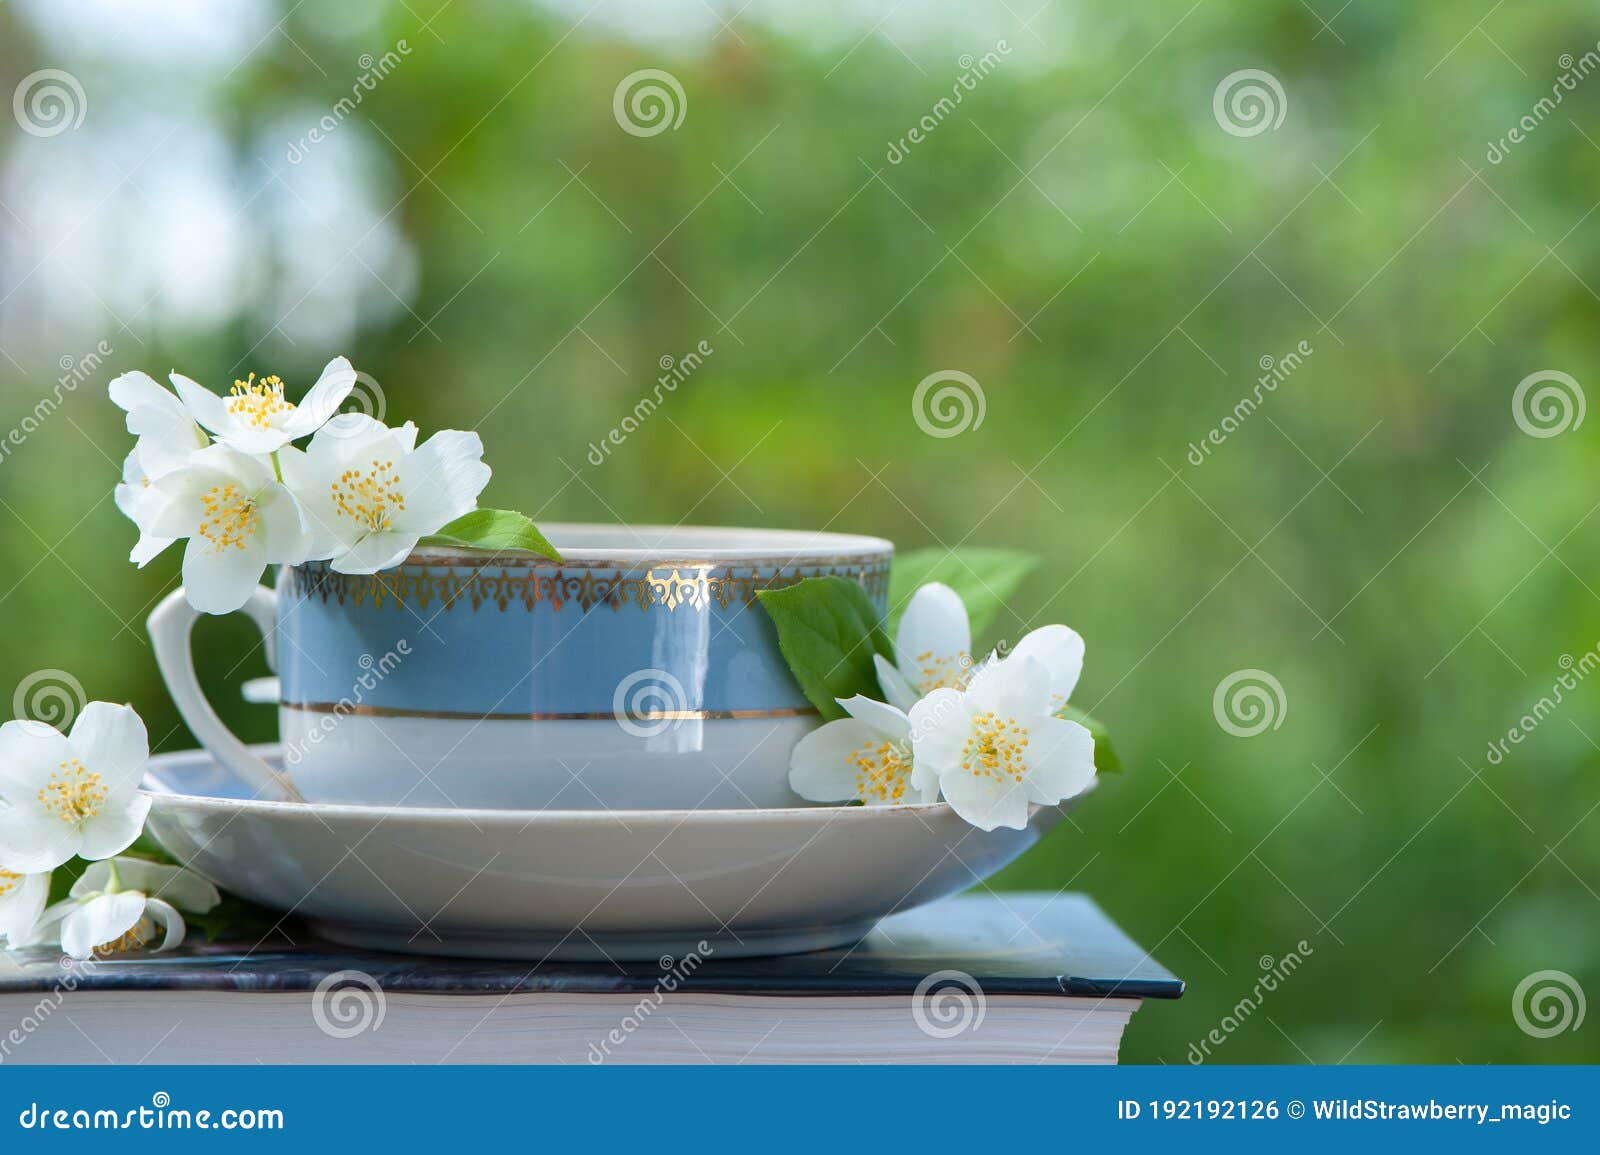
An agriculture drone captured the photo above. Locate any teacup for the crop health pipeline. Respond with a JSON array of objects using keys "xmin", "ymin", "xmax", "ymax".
[{"xmin": 149, "ymin": 524, "xmax": 893, "ymax": 809}]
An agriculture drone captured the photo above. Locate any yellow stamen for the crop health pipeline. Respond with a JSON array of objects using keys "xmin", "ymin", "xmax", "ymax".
[
  {"xmin": 36, "ymin": 758, "xmax": 109, "ymax": 823},
  {"xmin": 914, "ymin": 648, "xmax": 972, "ymax": 694},
  {"xmin": 330, "ymin": 459, "xmax": 407, "ymax": 532},
  {"xmin": 226, "ymin": 372, "xmax": 293, "ymax": 429},
  {"xmin": 96, "ymin": 917, "xmax": 158, "ymax": 956},
  {"xmin": 960, "ymin": 711, "xmax": 1031, "ymax": 784},
  {"xmin": 848, "ymin": 738, "xmax": 913, "ymax": 803},
  {"xmin": 0, "ymin": 869, "xmax": 23, "ymax": 898},
  {"xmin": 198, "ymin": 482, "xmax": 260, "ymax": 552}
]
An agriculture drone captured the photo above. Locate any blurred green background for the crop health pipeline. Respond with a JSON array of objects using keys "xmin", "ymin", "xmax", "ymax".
[{"xmin": 2, "ymin": 0, "xmax": 1598, "ymax": 1062}]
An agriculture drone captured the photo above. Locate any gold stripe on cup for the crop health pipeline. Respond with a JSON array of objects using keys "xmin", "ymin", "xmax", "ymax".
[{"xmin": 278, "ymin": 700, "xmax": 821, "ymax": 722}]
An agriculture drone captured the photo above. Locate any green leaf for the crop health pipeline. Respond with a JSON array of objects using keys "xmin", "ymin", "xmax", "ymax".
[
  {"xmin": 185, "ymin": 894, "xmax": 288, "ymax": 944},
  {"xmin": 421, "ymin": 509, "xmax": 563, "ymax": 561},
  {"xmin": 1058, "ymin": 704, "xmax": 1123, "ymax": 775},
  {"xmin": 887, "ymin": 548, "xmax": 1041, "ymax": 640},
  {"xmin": 46, "ymin": 859, "xmax": 87, "ymax": 906},
  {"xmin": 757, "ymin": 576, "xmax": 894, "ymax": 721}
]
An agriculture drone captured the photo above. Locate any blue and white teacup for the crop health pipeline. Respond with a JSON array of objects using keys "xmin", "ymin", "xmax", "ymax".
[{"xmin": 149, "ymin": 525, "xmax": 893, "ymax": 809}]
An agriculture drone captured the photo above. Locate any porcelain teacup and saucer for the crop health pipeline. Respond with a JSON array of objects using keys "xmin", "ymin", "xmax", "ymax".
[{"xmin": 140, "ymin": 523, "xmax": 1087, "ymax": 959}]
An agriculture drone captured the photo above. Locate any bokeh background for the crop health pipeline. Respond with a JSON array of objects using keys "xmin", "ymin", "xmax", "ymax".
[{"xmin": 2, "ymin": 0, "xmax": 1598, "ymax": 1063}]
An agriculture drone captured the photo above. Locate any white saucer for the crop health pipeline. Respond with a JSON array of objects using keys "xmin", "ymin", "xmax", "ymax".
[{"xmin": 142, "ymin": 746, "xmax": 1092, "ymax": 961}]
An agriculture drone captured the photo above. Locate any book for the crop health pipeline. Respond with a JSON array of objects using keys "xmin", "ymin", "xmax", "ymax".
[{"xmin": 0, "ymin": 892, "xmax": 1181, "ymax": 1064}]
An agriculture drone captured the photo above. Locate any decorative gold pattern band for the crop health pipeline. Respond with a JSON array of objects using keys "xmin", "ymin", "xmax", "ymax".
[
  {"xmin": 406, "ymin": 550, "xmax": 892, "ymax": 570},
  {"xmin": 279, "ymin": 700, "xmax": 821, "ymax": 722},
  {"xmin": 281, "ymin": 561, "xmax": 891, "ymax": 614}
]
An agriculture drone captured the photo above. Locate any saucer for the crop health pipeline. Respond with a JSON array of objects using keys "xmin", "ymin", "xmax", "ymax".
[{"xmin": 141, "ymin": 746, "xmax": 1092, "ymax": 961}]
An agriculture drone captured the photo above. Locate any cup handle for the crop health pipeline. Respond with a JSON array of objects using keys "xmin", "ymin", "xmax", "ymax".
[{"xmin": 148, "ymin": 586, "xmax": 305, "ymax": 803}]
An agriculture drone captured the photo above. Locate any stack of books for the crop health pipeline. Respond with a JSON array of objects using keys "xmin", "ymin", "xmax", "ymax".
[{"xmin": 0, "ymin": 892, "xmax": 1181, "ymax": 1064}]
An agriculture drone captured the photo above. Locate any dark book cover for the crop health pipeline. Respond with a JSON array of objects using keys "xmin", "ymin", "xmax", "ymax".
[{"xmin": 0, "ymin": 892, "xmax": 1183, "ymax": 1000}]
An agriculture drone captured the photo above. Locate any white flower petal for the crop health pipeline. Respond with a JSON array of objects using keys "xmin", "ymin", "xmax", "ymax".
[
  {"xmin": 190, "ymin": 443, "xmax": 275, "ymax": 488},
  {"xmin": 873, "ymin": 654, "xmax": 920, "ymax": 712},
  {"xmin": 1007, "ymin": 624, "xmax": 1085, "ymax": 707},
  {"xmin": 895, "ymin": 582, "xmax": 972, "ymax": 695},
  {"xmin": 145, "ymin": 469, "xmax": 217, "ymax": 539},
  {"xmin": 60, "ymin": 892, "xmax": 146, "ymax": 960},
  {"xmin": 940, "ymin": 772, "xmax": 1032, "ymax": 832},
  {"xmin": 1022, "ymin": 716, "xmax": 1097, "ymax": 805},
  {"xmin": 137, "ymin": 430, "xmax": 208, "ymax": 480},
  {"xmin": 168, "ymin": 372, "xmax": 233, "ymax": 437},
  {"xmin": 148, "ymin": 867, "xmax": 219, "ymax": 915},
  {"xmin": 906, "ymin": 688, "xmax": 971, "ymax": 773},
  {"xmin": 341, "ymin": 424, "xmax": 416, "ymax": 479},
  {"xmin": 256, "ymin": 484, "xmax": 312, "ymax": 564},
  {"xmin": 118, "ymin": 447, "xmax": 145, "ymax": 492},
  {"xmin": 68, "ymin": 702, "xmax": 150, "ymax": 795},
  {"xmin": 130, "ymin": 532, "xmax": 177, "ymax": 567},
  {"xmin": 75, "ymin": 858, "xmax": 220, "ymax": 914},
  {"xmin": 330, "ymin": 532, "xmax": 420, "ymax": 575},
  {"xmin": 277, "ymin": 445, "xmax": 346, "ymax": 559},
  {"xmin": 0, "ymin": 812, "xmax": 79, "ymax": 874},
  {"xmin": 110, "ymin": 373, "xmax": 203, "ymax": 454},
  {"xmin": 308, "ymin": 413, "xmax": 391, "ymax": 456},
  {"xmin": 119, "ymin": 444, "xmax": 184, "ymax": 534},
  {"xmin": 296, "ymin": 413, "xmax": 396, "ymax": 483},
  {"xmin": 789, "ymin": 718, "xmax": 878, "ymax": 803},
  {"xmin": 67, "ymin": 859, "xmax": 113, "ymax": 897},
  {"xmin": 0, "ymin": 718, "xmax": 72, "ymax": 798},
  {"xmin": 965, "ymin": 654, "xmax": 1051, "ymax": 720},
  {"xmin": 182, "ymin": 535, "xmax": 271, "ymax": 615},
  {"xmin": 392, "ymin": 421, "xmax": 420, "ymax": 453},
  {"xmin": 216, "ymin": 425, "xmax": 297, "ymax": 455},
  {"xmin": 395, "ymin": 429, "xmax": 490, "ymax": 531},
  {"xmin": 74, "ymin": 793, "xmax": 151, "ymax": 862},
  {"xmin": 0, "ymin": 870, "xmax": 49, "ymax": 946},
  {"xmin": 28, "ymin": 898, "xmax": 74, "ymax": 948},
  {"xmin": 280, "ymin": 356, "xmax": 357, "ymax": 438},
  {"xmin": 303, "ymin": 413, "xmax": 420, "ymax": 457},
  {"xmin": 143, "ymin": 897, "xmax": 189, "ymax": 952},
  {"xmin": 836, "ymin": 695, "xmax": 911, "ymax": 739},
  {"xmin": 108, "ymin": 370, "xmax": 170, "ymax": 419}
]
